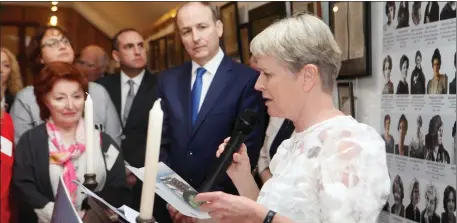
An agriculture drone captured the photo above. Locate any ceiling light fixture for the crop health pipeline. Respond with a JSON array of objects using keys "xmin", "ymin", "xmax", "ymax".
[{"xmin": 49, "ymin": 15, "xmax": 58, "ymax": 26}]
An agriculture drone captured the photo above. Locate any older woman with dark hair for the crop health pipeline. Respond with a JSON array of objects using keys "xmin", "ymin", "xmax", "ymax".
[
  {"xmin": 187, "ymin": 13, "xmax": 390, "ymax": 223},
  {"xmin": 383, "ymin": 55, "xmax": 394, "ymax": 94},
  {"xmin": 422, "ymin": 183, "xmax": 441, "ymax": 223},
  {"xmin": 397, "ymin": 55, "xmax": 409, "ymax": 94},
  {"xmin": 12, "ymin": 62, "xmax": 131, "ymax": 223},
  {"xmin": 425, "ymin": 115, "xmax": 450, "ymax": 163},
  {"xmin": 405, "ymin": 178, "xmax": 421, "ymax": 222},
  {"xmin": 427, "ymin": 48, "xmax": 448, "ymax": 94},
  {"xmin": 395, "ymin": 114, "xmax": 409, "ymax": 156},
  {"xmin": 442, "ymin": 185, "xmax": 456, "ymax": 223},
  {"xmin": 391, "ymin": 175, "xmax": 405, "ymax": 217}
]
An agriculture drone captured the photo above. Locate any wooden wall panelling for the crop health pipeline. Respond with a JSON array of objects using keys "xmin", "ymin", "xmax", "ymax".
[
  {"xmin": 23, "ymin": 6, "xmax": 50, "ymax": 24},
  {"xmin": 0, "ymin": 5, "xmax": 24, "ymax": 22},
  {"xmin": 0, "ymin": 5, "xmax": 113, "ymax": 83}
]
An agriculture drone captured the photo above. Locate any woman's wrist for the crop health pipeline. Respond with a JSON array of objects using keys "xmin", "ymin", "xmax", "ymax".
[
  {"xmin": 251, "ymin": 204, "xmax": 269, "ymax": 223},
  {"xmin": 233, "ymin": 172, "xmax": 259, "ymax": 200}
]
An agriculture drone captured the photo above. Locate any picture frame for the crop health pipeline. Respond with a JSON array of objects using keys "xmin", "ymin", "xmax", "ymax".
[
  {"xmin": 148, "ymin": 40, "xmax": 159, "ymax": 73},
  {"xmin": 291, "ymin": 2, "xmax": 322, "ymax": 18},
  {"xmin": 165, "ymin": 33, "xmax": 176, "ymax": 69},
  {"xmin": 248, "ymin": 2, "xmax": 287, "ymax": 41},
  {"xmin": 158, "ymin": 37, "xmax": 167, "ymax": 71},
  {"xmin": 337, "ymin": 82, "xmax": 355, "ymax": 118},
  {"xmin": 239, "ymin": 23, "xmax": 250, "ymax": 65},
  {"xmin": 329, "ymin": 2, "xmax": 371, "ymax": 80},
  {"xmin": 220, "ymin": 2, "xmax": 242, "ymax": 59},
  {"xmin": 173, "ymin": 32, "xmax": 183, "ymax": 66}
]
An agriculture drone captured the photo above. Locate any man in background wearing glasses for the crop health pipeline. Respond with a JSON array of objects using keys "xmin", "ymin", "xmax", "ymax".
[{"xmin": 75, "ymin": 45, "xmax": 110, "ymax": 82}]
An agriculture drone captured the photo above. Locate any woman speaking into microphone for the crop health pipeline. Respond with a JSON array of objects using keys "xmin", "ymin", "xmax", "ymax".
[{"xmin": 193, "ymin": 13, "xmax": 391, "ymax": 223}]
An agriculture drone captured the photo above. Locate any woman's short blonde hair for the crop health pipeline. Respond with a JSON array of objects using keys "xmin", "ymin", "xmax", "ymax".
[
  {"xmin": 250, "ymin": 13, "xmax": 342, "ymax": 92},
  {"xmin": 1, "ymin": 47, "xmax": 24, "ymax": 96},
  {"xmin": 425, "ymin": 183, "xmax": 438, "ymax": 210}
]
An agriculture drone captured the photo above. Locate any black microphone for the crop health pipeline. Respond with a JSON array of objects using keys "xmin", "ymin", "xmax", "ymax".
[
  {"xmin": 198, "ymin": 109, "xmax": 259, "ymax": 193},
  {"xmin": 182, "ymin": 109, "xmax": 259, "ymax": 208}
]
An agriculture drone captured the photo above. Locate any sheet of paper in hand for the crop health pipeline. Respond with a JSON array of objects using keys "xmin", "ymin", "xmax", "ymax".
[
  {"xmin": 71, "ymin": 180, "xmax": 131, "ymax": 223},
  {"xmin": 51, "ymin": 176, "xmax": 83, "ymax": 223},
  {"xmin": 126, "ymin": 162, "xmax": 211, "ymax": 219}
]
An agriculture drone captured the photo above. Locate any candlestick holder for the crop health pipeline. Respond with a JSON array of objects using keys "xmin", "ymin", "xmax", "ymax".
[
  {"xmin": 136, "ymin": 216, "xmax": 155, "ymax": 223},
  {"xmin": 83, "ymin": 173, "xmax": 98, "ymax": 191}
]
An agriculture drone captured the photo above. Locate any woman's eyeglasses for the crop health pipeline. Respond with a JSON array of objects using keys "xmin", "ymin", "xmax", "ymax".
[{"xmin": 41, "ymin": 37, "xmax": 70, "ymax": 49}]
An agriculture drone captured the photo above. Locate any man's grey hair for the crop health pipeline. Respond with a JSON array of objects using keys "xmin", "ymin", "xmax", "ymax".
[{"xmin": 250, "ymin": 12, "xmax": 342, "ymax": 92}]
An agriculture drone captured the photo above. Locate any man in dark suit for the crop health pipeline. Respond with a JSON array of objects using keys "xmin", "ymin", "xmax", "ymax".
[
  {"xmin": 97, "ymin": 28, "xmax": 158, "ymax": 211},
  {"xmin": 156, "ymin": 2, "xmax": 266, "ymax": 222}
]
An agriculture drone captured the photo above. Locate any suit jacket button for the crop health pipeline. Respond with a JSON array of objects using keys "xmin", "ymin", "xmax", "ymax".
[
  {"xmin": 121, "ymin": 135, "xmax": 126, "ymax": 140},
  {"xmin": 188, "ymin": 152, "xmax": 193, "ymax": 156}
]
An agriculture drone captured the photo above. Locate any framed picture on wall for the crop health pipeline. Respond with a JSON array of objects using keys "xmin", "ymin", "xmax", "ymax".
[
  {"xmin": 239, "ymin": 23, "xmax": 250, "ymax": 65},
  {"xmin": 291, "ymin": 2, "xmax": 322, "ymax": 18},
  {"xmin": 148, "ymin": 40, "xmax": 157, "ymax": 72},
  {"xmin": 248, "ymin": 2, "xmax": 287, "ymax": 41},
  {"xmin": 329, "ymin": 2, "xmax": 371, "ymax": 79},
  {"xmin": 337, "ymin": 82, "xmax": 355, "ymax": 118},
  {"xmin": 148, "ymin": 40, "xmax": 160, "ymax": 73},
  {"xmin": 158, "ymin": 37, "xmax": 167, "ymax": 71},
  {"xmin": 173, "ymin": 32, "xmax": 183, "ymax": 65},
  {"xmin": 220, "ymin": 2, "xmax": 242, "ymax": 58},
  {"xmin": 165, "ymin": 33, "xmax": 176, "ymax": 69}
]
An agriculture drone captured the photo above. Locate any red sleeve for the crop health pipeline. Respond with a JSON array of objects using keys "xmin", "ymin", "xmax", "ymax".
[{"xmin": 1, "ymin": 112, "xmax": 15, "ymax": 223}]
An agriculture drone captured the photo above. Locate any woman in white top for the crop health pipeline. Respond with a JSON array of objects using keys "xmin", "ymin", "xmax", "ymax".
[{"xmin": 194, "ymin": 13, "xmax": 391, "ymax": 223}]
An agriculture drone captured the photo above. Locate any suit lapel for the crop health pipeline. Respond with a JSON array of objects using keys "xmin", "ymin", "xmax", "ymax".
[
  {"xmin": 177, "ymin": 62, "xmax": 193, "ymax": 135},
  {"xmin": 190, "ymin": 56, "xmax": 233, "ymax": 138}
]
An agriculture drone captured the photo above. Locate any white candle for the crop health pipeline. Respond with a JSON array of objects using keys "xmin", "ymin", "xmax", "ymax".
[
  {"xmin": 139, "ymin": 98, "xmax": 163, "ymax": 220},
  {"xmin": 85, "ymin": 94, "xmax": 94, "ymax": 174}
]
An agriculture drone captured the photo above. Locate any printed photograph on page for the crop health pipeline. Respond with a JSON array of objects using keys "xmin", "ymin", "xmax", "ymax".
[{"xmin": 157, "ymin": 165, "xmax": 202, "ymax": 209}]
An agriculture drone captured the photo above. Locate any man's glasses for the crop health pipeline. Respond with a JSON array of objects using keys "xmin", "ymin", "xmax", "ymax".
[
  {"xmin": 76, "ymin": 59, "xmax": 96, "ymax": 69},
  {"xmin": 41, "ymin": 37, "xmax": 70, "ymax": 49}
]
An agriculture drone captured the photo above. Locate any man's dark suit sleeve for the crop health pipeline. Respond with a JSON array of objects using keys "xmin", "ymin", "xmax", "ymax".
[
  {"xmin": 237, "ymin": 73, "xmax": 267, "ymax": 171},
  {"xmin": 157, "ymin": 74, "xmax": 171, "ymax": 165}
]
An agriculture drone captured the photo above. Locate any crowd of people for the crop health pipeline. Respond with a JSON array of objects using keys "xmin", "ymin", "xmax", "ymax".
[{"xmin": 0, "ymin": 2, "xmax": 392, "ymax": 223}]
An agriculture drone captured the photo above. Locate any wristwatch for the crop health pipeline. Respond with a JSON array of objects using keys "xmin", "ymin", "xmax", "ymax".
[{"xmin": 263, "ymin": 210, "xmax": 276, "ymax": 223}]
